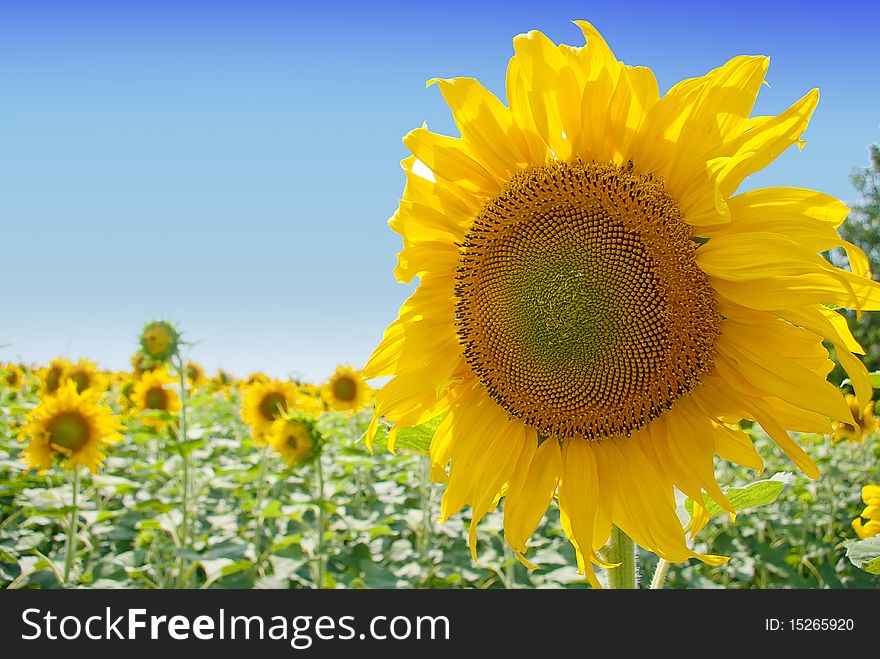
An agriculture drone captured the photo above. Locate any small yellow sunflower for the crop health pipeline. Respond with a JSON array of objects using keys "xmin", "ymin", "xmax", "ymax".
[
  {"xmin": 139, "ymin": 320, "xmax": 180, "ymax": 364},
  {"xmin": 365, "ymin": 21, "xmax": 880, "ymax": 584},
  {"xmin": 132, "ymin": 367, "xmax": 181, "ymax": 428},
  {"xmin": 241, "ymin": 380, "xmax": 300, "ymax": 440},
  {"xmin": 2, "ymin": 363, "xmax": 24, "ymax": 391},
  {"xmin": 19, "ymin": 382, "xmax": 123, "ymax": 474},
  {"xmin": 852, "ymin": 485, "xmax": 880, "ymax": 539},
  {"xmin": 130, "ymin": 351, "xmax": 159, "ymax": 378},
  {"xmin": 267, "ymin": 416, "xmax": 318, "ymax": 466},
  {"xmin": 832, "ymin": 394, "xmax": 877, "ymax": 444},
  {"xmin": 65, "ymin": 358, "xmax": 108, "ymax": 395},
  {"xmin": 247, "ymin": 371, "xmax": 270, "ymax": 385},
  {"xmin": 207, "ymin": 368, "xmax": 236, "ymax": 393},
  {"xmin": 296, "ymin": 383, "xmax": 326, "ymax": 416},
  {"xmin": 320, "ymin": 365, "xmax": 372, "ymax": 412},
  {"xmin": 39, "ymin": 357, "xmax": 72, "ymax": 396},
  {"xmin": 185, "ymin": 360, "xmax": 207, "ymax": 392},
  {"xmin": 117, "ymin": 379, "xmax": 137, "ymax": 413}
]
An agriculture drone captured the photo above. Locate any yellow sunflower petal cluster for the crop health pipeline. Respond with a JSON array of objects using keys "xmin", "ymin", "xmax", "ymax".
[
  {"xmin": 65, "ymin": 358, "xmax": 108, "ymax": 395},
  {"xmin": 365, "ymin": 21, "xmax": 880, "ymax": 585},
  {"xmin": 267, "ymin": 416, "xmax": 319, "ymax": 466},
  {"xmin": 2, "ymin": 363, "xmax": 25, "ymax": 391},
  {"xmin": 131, "ymin": 351, "xmax": 159, "ymax": 378},
  {"xmin": 832, "ymin": 394, "xmax": 877, "ymax": 444},
  {"xmin": 132, "ymin": 367, "xmax": 181, "ymax": 428},
  {"xmin": 320, "ymin": 365, "xmax": 372, "ymax": 413},
  {"xmin": 186, "ymin": 360, "xmax": 207, "ymax": 392},
  {"xmin": 241, "ymin": 380, "xmax": 301, "ymax": 441},
  {"xmin": 19, "ymin": 382, "xmax": 123, "ymax": 474},
  {"xmin": 852, "ymin": 485, "xmax": 880, "ymax": 539},
  {"xmin": 39, "ymin": 357, "xmax": 72, "ymax": 396}
]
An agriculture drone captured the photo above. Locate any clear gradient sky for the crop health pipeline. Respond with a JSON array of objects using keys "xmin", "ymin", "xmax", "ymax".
[{"xmin": 2, "ymin": 0, "xmax": 879, "ymax": 382}]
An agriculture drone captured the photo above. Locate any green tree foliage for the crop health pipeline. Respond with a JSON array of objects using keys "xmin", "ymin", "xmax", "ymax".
[{"xmin": 839, "ymin": 144, "xmax": 880, "ymax": 371}]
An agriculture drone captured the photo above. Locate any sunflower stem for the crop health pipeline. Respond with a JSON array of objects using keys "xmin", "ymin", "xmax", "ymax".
[
  {"xmin": 251, "ymin": 444, "xmax": 271, "ymax": 572},
  {"xmin": 63, "ymin": 467, "xmax": 80, "ymax": 587},
  {"xmin": 314, "ymin": 455, "xmax": 327, "ymax": 589},
  {"xmin": 175, "ymin": 355, "xmax": 191, "ymax": 589},
  {"xmin": 417, "ymin": 455, "xmax": 431, "ymax": 562},
  {"xmin": 650, "ymin": 558, "xmax": 670, "ymax": 589},
  {"xmin": 604, "ymin": 525, "xmax": 637, "ymax": 589}
]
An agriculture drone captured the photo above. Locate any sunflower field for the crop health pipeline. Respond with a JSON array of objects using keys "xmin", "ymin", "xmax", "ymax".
[
  {"xmin": 3, "ymin": 19, "xmax": 880, "ymax": 593},
  {"xmin": 1, "ymin": 339, "xmax": 878, "ymax": 590}
]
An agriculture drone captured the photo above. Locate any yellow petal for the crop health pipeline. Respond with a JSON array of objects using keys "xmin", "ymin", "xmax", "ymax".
[
  {"xmin": 503, "ymin": 437, "xmax": 561, "ymax": 553},
  {"xmin": 713, "ymin": 89, "xmax": 819, "ymax": 197}
]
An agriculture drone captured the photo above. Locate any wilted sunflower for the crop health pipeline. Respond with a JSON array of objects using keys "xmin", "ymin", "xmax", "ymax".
[
  {"xmin": 39, "ymin": 357, "xmax": 72, "ymax": 396},
  {"xmin": 185, "ymin": 360, "xmax": 207, "ymax": 392},
  {"xmin": 139, "ymin": 320, "xmax": 180, "ymax": 364},
  {"xmin": 320, "ymin": 365, "xmax": 372, "ymax": 412},
  {"xmin": 852, "ymin": 484, "xmax": 880, "ymax": 539},
  {"xmin": 831, "ymin": 394, "xmax": 877, "ymax": 444},
  {"xmin": 267, "ymin": 416, "xmax": 319, "ymax": 466},
  {"xmin": 365, "ymin": 21, "xmax": 880, "ymax": 584},
  {"xmin": 65, "ymin": 358, "xmax": 108, "ymax": 394},
  {"xmin": 241, "ymin": 380, "xmax": 300, "ymax": 440},
  {"xmin": 2, "ymin": 363, "xmax": 24, "ymax": 391},
  {"xmin": 19, "ymin": 382, "xmax": 122, "ymax": 474},
  {"xmin": 132, "ymin": 367, "xmax": 181, "ymax": 428}
]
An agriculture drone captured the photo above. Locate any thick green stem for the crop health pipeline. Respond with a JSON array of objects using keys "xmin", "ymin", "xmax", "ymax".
[
  {"xmin": 603, "ymin": 525, "xmax": 637, "ymax": 589},
  {"xmin": 63, "ymin": 468, "xmax": 80, "ymax": 586},
  {"xmin": 314, "ymin": 456, "xmax": 326, "ymax": 589}
]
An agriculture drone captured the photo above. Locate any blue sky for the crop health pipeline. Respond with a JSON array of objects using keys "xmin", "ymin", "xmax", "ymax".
[{"xmin": 2, "ymin": 0, "xmax": 879, "ymax": 382}]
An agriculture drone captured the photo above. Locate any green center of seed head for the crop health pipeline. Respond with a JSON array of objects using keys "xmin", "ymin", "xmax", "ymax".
[
  {"xmin": 507, "ymin": 246, "xmax": 624, "ymax": 369},
  {"xmin": 49, "ymin": 413, "xmax": 89, "ymax": 451},
  {"xmin": 46, "ymin": 368, "xmax": 62, "ymax": 392},
  {"xmin": 333, "ymin": 377, "xmax": 356, "ymax": 401},
  {"xmin": 260, "ymin": 393, "xmax": 286, "ymax": 420},
  {"xmin": 146, "ymin": 387, "xmax": 168, "ymax": 410},
  {"xmin": 71, "ymin": 372, "xmax": 89, "ymax": 393}
]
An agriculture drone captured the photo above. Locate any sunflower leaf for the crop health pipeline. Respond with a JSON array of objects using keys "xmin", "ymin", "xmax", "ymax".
[
  {"xmin": 843, "ymin": 537, "xmax": 880, "ymax": 575},
  {"xmin": 391, "ymin": 414, "xmax": 445, "ymax": 454},
  {"xmin": 685, "ymin": 473, "xmax": 793, "ymax": 520}
]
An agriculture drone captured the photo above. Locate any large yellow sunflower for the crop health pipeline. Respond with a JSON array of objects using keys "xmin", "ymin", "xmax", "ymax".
[
  {"xmin": 19, "ymin": 382, "xmax": 122, "ymax": 474},
  {"xmin": 132, "ymin": 367, "xmax": 181, "ymax": 428},
  {"xmin": 241, "ymin": 380, "xmax": 301, "ymax": 440},
  {"xmin": 320, "ymin": 365, "xmax": 373, "ymax": 413},
  {"xmin": 365, "ymin": 21, "xmax": 880, "ymax": 585}
]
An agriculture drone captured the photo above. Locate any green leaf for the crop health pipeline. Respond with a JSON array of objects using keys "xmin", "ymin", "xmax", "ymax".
[
  {"xmin": 260, "ymin": 499, "xmax": 283, "ymax": 519},
  {"xmin": 686, "ymin": 473, "xmax": 793, "ymax": 520},
  {"xmin": 844, "ymin": 536, "xmax": 880, "ymax": 575},
  {"xmin": 391, "ymin": 414, "xmax": 444, "ymax": 454},
  {"xmin": 870, "ymin": 372, "xmax": 880, "ymax": 388}
]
